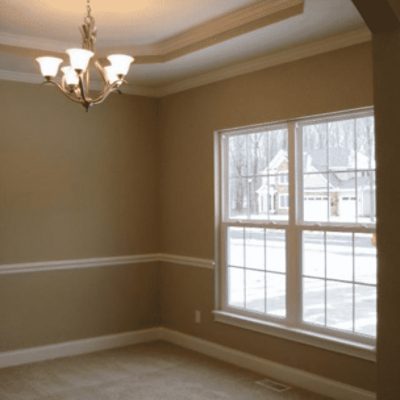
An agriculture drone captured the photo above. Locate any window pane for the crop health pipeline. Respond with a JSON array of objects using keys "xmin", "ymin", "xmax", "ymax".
[
  {"xmin": 228, "ymin": 227, "xmax": 244, "ymax": 267},
  {"xmin": 249, "ymin": 176, "xmax": 272, "ymax": 220},
  {"xmin": 303, "ymin": 123, "xmax": 328, "ymax": 173},
  {"xmin": 357, "ymin": 171, "xmax": 376, "ymax": 224},
  {"xmin": 245, "ymin": 228, "xmax": 264, "ymax": 270},
  {"xmin": 355, "ymin": 233, "xmax": 377, "ymax": 285},
  {"xmin": 326, "ymin": 232, "xmax": 353, "ymax": 281},
  {"xmin": 266, "ymin": 229, "xmax": 286, "ymax": 273},
  {"xmin": 303, "ymin": 231, "xmax": 325, "ymax": 278},
  {"xmin": 326, "ymin": 281, "xmax": 353, "ymax": 331},
  {"xmin": 266, "ymin": 273, "xmax": 286, "ymax": 317},
  {"xmin": 303, "ymin": 278, "xmax": 325, "ymax": 325},
  {"xmin": 356, "ymin": 116, "xmax": 375, "ymax": 170},
  {"xmin": 329, "ymin": 172, "xmax": 356, "ymax": 223},
  {"xmin": 355, "ymin": 284, "xmax": 377, "ymax": 337},
  {"xmin": 303, "ymin": 173, "xmax": 329, "ymax": 222},
  {"xmin": 226, "ymin": 128, "xmax": 288, "ymax": 222},
  {"xmin": 228, "ymin": 178, "xmax": 248, "ymax": 219},
  {"xmin": 269, "ymin": 174, "xmax": 289, "ymax": 221},
  {"xmin": 228, "ymin": 135, "xmax": 247, "ymax": 177},
  {"xmin": 301, "ymin": 114, "xmax": 376, "ymax": 228},
  {"xmin": 228, "ymin": 267, "xmax": 244, "ymax": 308},
  {"xmin": 246, "ymin": 270, "xmax": 265, "ymax": 313},
  {"xmin": 328, "ymin": 119, "xmax": 355, "ymax": 171}
]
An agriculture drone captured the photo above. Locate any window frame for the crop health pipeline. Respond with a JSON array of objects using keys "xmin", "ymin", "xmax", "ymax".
[{"xmin": 214, "ymin": 108, "xmax": 376, "ymax": 361}]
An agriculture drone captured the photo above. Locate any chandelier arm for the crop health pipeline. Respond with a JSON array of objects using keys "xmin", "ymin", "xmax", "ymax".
[
  {"xmin": 45, "ymin": 80, "xmax": 85, "ymax": 104},
  {"xmin": 94, "ymin": 60, "xmax": 108, "ymax": 84},
  {"xmin": 90, "ymin": 83, "xmax": 122, "ymax": 105},
  {"xmin": 77, "ymin": 74, "xmax": 91, "ymax": 108},
  {"xmin": 36, "ymin": 0, "xmax": 133, "ymax": 111}
]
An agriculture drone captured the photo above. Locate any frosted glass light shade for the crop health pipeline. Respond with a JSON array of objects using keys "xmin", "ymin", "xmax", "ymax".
[
  {"xmin": 107, "ymin": 54, "xmax": 134, "ymax": 77},
  {"xmin": 36, "ymin": 57, "xmax": 63, "ymax": 78},
  {"xmin": 104, "ymin": 66, "xmax": 119, "ymax": 84},
  {"xmin": 61, "ymin": 66, "xmax": 79, "ymax": 86},
  {"xmin": 66, "ymin": 48, "xmax": 94, "ymax": 72}
]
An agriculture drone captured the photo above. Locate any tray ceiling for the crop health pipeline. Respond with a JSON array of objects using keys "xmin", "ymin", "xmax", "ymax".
[{"xmin": 0, "ymin": 0, "xmax": 370, "ymax": 97}]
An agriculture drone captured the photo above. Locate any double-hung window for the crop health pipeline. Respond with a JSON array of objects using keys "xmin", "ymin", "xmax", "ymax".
[{"xmin": 215, "ymin": 109, "xmax": 376, "ymax": 359}]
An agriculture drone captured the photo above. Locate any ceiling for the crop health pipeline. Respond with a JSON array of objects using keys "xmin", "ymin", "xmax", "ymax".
[{"xmin": 0, "ymin": 0, "xmax": 370, "ymax": 97}]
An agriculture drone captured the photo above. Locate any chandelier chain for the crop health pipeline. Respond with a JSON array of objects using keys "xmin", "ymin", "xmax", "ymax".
[{"xmin": 86, "ymin": 0, "xmax": 92, "ymax": 18}]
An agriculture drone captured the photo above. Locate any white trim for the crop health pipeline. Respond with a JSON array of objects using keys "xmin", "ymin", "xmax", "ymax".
[
  {"xmin": 160, "ymin": 328, "xmax": 376, "ymax": 400},
  {"xmin": 157, "ymin": 28, "xmax": 371, "ymax": 97},
  {"xmin": 0, "ymin": 28, "xmax": 371, "ymax": 98},
  {"xmin": 0, "ymin": 253, "xmax": 214, "ymax": 274},
  {"xmin": 0, "ymin": 254, "xmax": 159, "ymax": 275},
  {"xmin": 0, "ymin": 69, "xmax": 159, "ymax": 98},
  {"xmin": 0, "ymin": 327, "xmax": 163, "ymax": 369},
  {"xmin": 0, "ymin": 31, "xmax": 74, "ymax": 52},
  {"xmin": 213, "ymin": 310, "xmax": 376, "ymax": 362},
  {"xmin": 157, "ymin": 253, "xmax": 215, "ymax": 269},
  {"xmin": 0, "ymin": 0, "xmax": 303, "ymax": 58},
  {"xmin": 0, "ymin": 69, "xmax": 42, "ymax": 85},
  {"xmin": 0, "ymin": 327, "xmax": 376, "ymax": 400},
  {"xmin": 152, "ymin": 0, "xmax": 304, "ymax": 56}
]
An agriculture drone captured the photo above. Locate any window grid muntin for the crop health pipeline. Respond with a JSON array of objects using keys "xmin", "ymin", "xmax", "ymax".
[
  {"xmin": 219, "ymin": 108, "xmax": 376, "ymax": 346},
  {"xmin": 301, "ymin": 229, "xmax": 376, "ymax": 338},
  {"xmin": 225, "ymin": 225, "xmax": 287, "ymax": 319}
]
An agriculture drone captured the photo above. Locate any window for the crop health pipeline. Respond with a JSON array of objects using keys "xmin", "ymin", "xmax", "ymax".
[
  {"xmin": 278, "ymin": 194, "xmax": 289, "ymax": 209},
  {"xmin": 215, "ymin": 109, "xmax": 376, "ymax": 358}
]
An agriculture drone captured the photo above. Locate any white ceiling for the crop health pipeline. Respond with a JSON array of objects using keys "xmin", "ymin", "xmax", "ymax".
[
  {"xmin": 0, "ymin": 0, "xmax": 369, "ymax": 96},
  {"xmin": 0, "ymin": 0, "xmax": 256, "ymax": 47}
]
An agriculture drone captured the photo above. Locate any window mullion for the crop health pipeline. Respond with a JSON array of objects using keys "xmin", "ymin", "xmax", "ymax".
[{"xmin": 287, "ymin": 121, "xmax": 300, "ymax": 326}]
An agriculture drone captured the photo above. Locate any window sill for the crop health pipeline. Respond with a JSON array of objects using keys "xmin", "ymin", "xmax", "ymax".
[{"xmin": 213, "ymin": 310, "xmax": 376, "ymax": 362}]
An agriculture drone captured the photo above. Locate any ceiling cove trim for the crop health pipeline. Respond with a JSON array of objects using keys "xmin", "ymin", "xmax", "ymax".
[
  {"xmin": 0, "ymin": 69, "xmax": 159, "ymax": 98},
  {"xmin": 157, "ymin": 27, "xmax": 372, "ymax": 97},
  {"xmin": 0, "ymin": 28, "xmax": 371, "ymax": 98},
  {"xmin": 0, "ymin": 0, "xmax": 304, "ymax": 64}
]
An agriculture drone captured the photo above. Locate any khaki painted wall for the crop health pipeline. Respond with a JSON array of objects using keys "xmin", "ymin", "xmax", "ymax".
[
  {"xmin": 0, "ymin": 81, "xmax": 160, "ymax": 349},
  {"xmin": 0, "ymin": 263, "xmax": 159, "ymax": 351},
  {"xmin": 158, "ymin": 43, "xmax": 376, "ymax": 391},
  {"xmin": 0, "ymin": 81, "xmax": 159, "ymax": 263}
]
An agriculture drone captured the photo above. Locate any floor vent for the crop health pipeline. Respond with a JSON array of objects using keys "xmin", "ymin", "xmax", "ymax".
[{"xmin": 256, "ymin": 378, "xmax": 291, "ymax": 392}]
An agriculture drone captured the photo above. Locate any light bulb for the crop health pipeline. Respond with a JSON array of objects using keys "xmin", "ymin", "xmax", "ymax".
[
  {"xmin": 66, "ymin": 48, "xmax": 94, "ymax": 73},
  {"xmin": 36, "ymin": 57, "xmax": 63, "ymax": 79},
  {"xmin": 107, "ymin": 54, "xmax": 134, "ymax": 77},
  {"xmin": 104, "ymin": 66, "xmax": 119, "ymax": 84},
  {"xmin": 61, "ymin": 66, "xmax": 79, "ymax": 86}
]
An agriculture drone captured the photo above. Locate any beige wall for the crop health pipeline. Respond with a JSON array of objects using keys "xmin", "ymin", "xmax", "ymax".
[
  {"xmin": 0, "ymin": 81, "xmax": 160, "ymax": 349},
  {"xmin": 0, "ymin": 81, "xmax": 159, "ymax": 263},
  {"xmin": 158, "ymin": 42, "xmax": 376, "ymax": 391},
  {"xmin": 0, "ymin": 42, "xmax": 377, "ymax": 391},
  {"xmin": 0, "ymin": 263, "xmax": 159, "ymax": 351}
]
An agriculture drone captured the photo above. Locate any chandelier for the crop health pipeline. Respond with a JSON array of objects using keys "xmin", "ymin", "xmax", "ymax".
[{"xmin": 35, "ymin": 0, "xmax": 134, "ymax": 111}]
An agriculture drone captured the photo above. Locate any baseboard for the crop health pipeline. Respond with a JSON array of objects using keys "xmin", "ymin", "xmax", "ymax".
[
  {"xmin": 0, "ymin": 327, "xmax": 162, "ymax": 368},
  {"xmin": 159, "ymin": 328, "xmax": 376, "ymax": 400},
  {"xmin": 0, "ymin": 326, "xmax": 376, "ymax": 400}
]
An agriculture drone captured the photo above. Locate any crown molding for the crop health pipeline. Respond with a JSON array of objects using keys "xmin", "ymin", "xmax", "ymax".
[
  {"xmin": 0, "ymin": 28, "xmax": 371, "ymax": 98},
  {"xmin": 0, "ymin": 0, "xmax": 304, "ymax": 64},
  {"xmin": 0, "ymin": 69, "xmax": 159, "ymax": 98},
  {"xmin": 0, "ymin": 32, "xmax": 74, "ymax": 53},
  {"xmin": 0, "ymin": 69, "xmax": 42, "ymax": 85},
  {"xmin": 129, "ymin": 0, "xmax": 304, "ymax": 62},
  {"xmin": 157, "ymin": 27, "xmax": 372, "ymax": 97}
]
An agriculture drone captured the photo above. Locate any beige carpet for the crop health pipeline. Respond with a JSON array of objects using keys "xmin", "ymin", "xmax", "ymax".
[{"xmin": 0, "ymin": 341, "xmax": 330, "ymax": 399}]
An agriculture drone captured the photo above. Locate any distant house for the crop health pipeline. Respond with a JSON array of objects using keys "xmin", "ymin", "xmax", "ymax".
[{"xmin": 256, "ymin": 149, "xmax": 375, "ymax": 221}]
